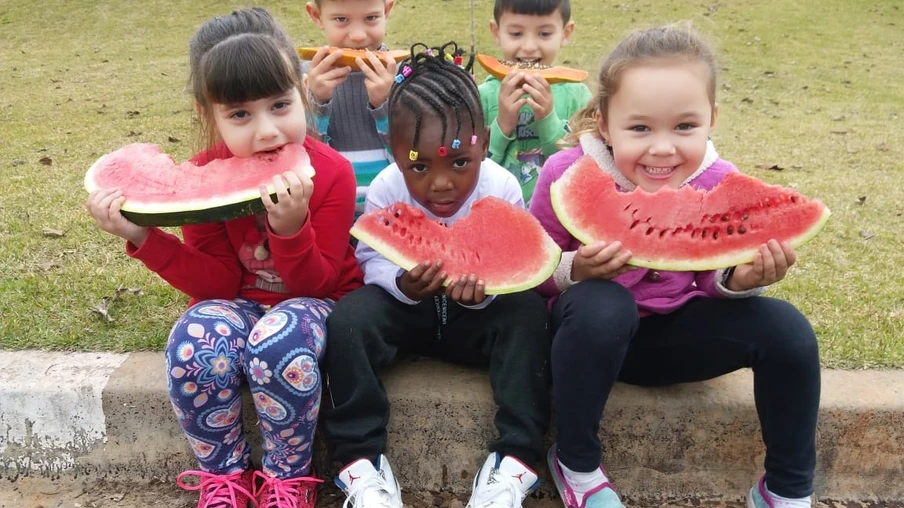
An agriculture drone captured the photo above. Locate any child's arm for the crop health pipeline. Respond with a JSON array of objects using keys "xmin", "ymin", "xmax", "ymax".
[
  {"xmin": 529, "ymin": 151, "xmax": 584, "ymax": 297},
  {"xmin": 481, "ymin": 78, "xmax": 522, "ymax": 171},
  {"xmin": 130, "ymin": 223, "xmax": 245, "ymax": 301},
  {"xmin": 527, "ymin": 81, "xmax": 592, "ymax": 157}
]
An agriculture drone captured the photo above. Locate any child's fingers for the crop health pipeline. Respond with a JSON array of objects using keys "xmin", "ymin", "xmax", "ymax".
[
  {"xmin": 355, "ymin": 56, "xmax": 379, "ymax": 80},
  {"xmin": 781, "ymin": 241, "xmax": 798, "ymax": 267},
  {"xmin": 406, "ymin": 261, "xmax": 431, "ymax": 280},
  {"xmin": 420, "ymin": 260, "xmax": 443, "ymax": 282},
  {"xmin": 500, "ymin": 71, "xmax": 524, "ymax": 91},
  {"xmin": 425, "ymin": 270, "xmax": 447, "ymax": 293},
  {"xmin": 460, "ymin": 275, "xmax": 478, "ymax": 302},
  {"xmin": 524, "ymin": 72, "xmax": 552, "ymax": 92},
  {"xmin": 760, "ymin": 243, "xmax": 778, "ymax": 282},
  {"xmin": 589, "ymin": 241, "xmax": 624, "ymax": 265},
  {"xmin": 318, "ymin": 66, "xmax": 352, "ymax": 82},
  {"xmin": 473, "ymin": 280, "xmax": 486, "ymax": 302},
  {"xmin": 259, "ymin": 185, "xmax": 276, "ymax": 210},
  {"xmin": 310, "ymin": 46, "xmax": 332, "ymax": 66},
  {"xmin": 271, "ymin": 174, "xmax": 290, "ymax": 203}
]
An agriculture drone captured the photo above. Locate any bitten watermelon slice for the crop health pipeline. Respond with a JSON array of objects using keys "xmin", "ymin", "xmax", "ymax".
[
  {"xmin": 550, "ymin": 156, "xmax": 831, "ymax": 271},
  {"xmin": 351, "ymin": 198, "xmax": 562, "ymax": 294},
  {"xmin": 84, "ymin": 143, "xmax": 314, "ymax": 227}
]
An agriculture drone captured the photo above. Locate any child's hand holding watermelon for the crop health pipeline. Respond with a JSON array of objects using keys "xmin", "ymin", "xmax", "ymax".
[
  {"xmin": 86, "ymin": 188, "xmax": 150, "ymax": 248},
  {"xmin": 570, "ymin": 241, "xmax": 636, "ymax": 282},
  {"xmin": 724, "ymin": 239, "xmax": 797, "ymax": 292},
  {"xmin": 445, "ymin": 274, "xmax": 487, "ymax": 306},
  {"xmin": 261, "ymin": 167, "xmax": 314, "ymax": 237},
  {"xmin": 397, "ymin": 260, "xmax": 447, "ymax": 301}
]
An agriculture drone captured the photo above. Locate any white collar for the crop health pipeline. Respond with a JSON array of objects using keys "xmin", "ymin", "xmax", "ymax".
[{"xmin": 578, "ymin": 133, "xmax": 719, "ymax": 191}]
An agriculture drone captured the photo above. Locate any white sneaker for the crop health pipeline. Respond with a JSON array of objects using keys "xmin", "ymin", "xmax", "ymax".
[
  {"xmin": 336, "ymin": 455, "xmax": 404, "ymax": 508},
  {"xmin": 466, "ymin": 452, "xmax": 540, "ymax": 508}
]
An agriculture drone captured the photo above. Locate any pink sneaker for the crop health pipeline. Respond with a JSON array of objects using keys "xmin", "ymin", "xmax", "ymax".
[
  {"xmin": 253, "ymin": 470, "xmax": 324, "ymax": 508},
  {"xmin": 177, "ymin": 469, "xmax": 256, "ymax": 508}
]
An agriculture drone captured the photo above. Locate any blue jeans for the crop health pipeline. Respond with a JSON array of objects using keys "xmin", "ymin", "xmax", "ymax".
[{"xmin": 165, "ymin": 297, "xmax": 333, "ymax": 478}]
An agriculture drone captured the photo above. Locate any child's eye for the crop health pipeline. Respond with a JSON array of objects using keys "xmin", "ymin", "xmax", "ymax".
[
  {"xmin": 410, "ymin": 164, "xmax": 428, "ymax": 173},
  {"xmin": 272, "ymin": 101, "xmax": 291, "ymax": 112},
  {"xmin": 333, "ymin": 16, "xmax": 348, "ymax": 23},
  {"xmin": 675, "ymin": 123, "xmax": 697, "ymax": 131},
  {"xmin": 365, "ymin": 15, "xmax": 380, "ymax": 22},
  {"xmin": 629, "ymin": 125, "xmax": 649, "ymax": 132},
  {"xmin": 508, "ymin": 32, "xmax": 522, "ymax": 38},
  {"xmin": 451, "ymin": 158, "xmax": 469, "ymax": 169},
  {"xmin": 540, "ymin": 32, "xmax": 553, "ymax": 37},
  {"xmin": 229, "ymin": 110, "xmax": 250, "ymax": 120}
]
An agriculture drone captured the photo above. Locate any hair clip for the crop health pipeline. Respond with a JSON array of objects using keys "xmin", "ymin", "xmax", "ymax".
[
  {"xmin": 409, "ymin": 150, "xmax": 418, "ymax": 161},
  {"xmin": 470, "ymin": 135, "xmax": 478, "ymax": 146},
  {"xmin": 437, "ymin": 146, "xmax": 448, "ymax": 157},
  {"xmin": 453, "ymin": 55, "xmax": 463, "ymax": 66},
  {"xmin": 402, "ymin": 66, "xmax": 412, "ymax": 77},
  {"xmin": 394, "ymin": 74, "xmax": 404, "ymax": 84},
  {"xmin": 451, "ymin": 139, "xmax": 461, "ymax": 150},
  {"xmin": 425, "ymin": 48, "xmax": 434, "ymax": 56}
]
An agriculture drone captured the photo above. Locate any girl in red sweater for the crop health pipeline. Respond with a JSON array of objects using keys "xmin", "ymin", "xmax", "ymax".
[{"xmin": 86, "ymin": 8, "xmax": 361, "ymax": 508}]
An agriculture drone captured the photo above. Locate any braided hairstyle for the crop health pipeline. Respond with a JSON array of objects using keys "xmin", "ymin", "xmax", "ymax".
[{"xmin": 388, "ymin": 42, "xmax": 483, "ymax": 151}]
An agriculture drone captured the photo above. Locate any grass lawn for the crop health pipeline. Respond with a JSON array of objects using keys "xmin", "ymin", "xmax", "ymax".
[{"xmin": 0, "ymin": 1, "xmax": 902, "ymax": 368}]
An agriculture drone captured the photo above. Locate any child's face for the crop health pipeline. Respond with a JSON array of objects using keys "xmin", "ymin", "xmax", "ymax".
[
  {"xmin": 389, "ymin": 113, "xmax": 488, "ymax": 218},
  {"xmin": 305, "ymin": 0, "xmax": 393, "ymax": 51},
  {"xmin": 489, "ymin": 9, "xmax": 573, "ymax": 67},
  {"xmin": 599, "ymin": 61, "xmax": 717, "ymax": 192},
  {"xmin": 210, "ymin": 88, "xmax": 307, "ymax": 158}
]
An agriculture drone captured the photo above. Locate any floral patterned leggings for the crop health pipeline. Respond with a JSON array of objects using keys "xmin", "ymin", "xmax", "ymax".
[{"xmin": 165, "ymin": 297, "xmax": 333, "ymax": 479}]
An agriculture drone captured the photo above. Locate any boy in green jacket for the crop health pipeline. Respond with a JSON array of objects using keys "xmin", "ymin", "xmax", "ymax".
[{"xmin": 480, "ymin": 0, "xmax": 591, "ymax": 205}]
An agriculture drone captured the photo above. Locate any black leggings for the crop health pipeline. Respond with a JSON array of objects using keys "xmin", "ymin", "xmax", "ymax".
[{"xmin": 551, "ymin": 280, "xmax": 820, "ymax": 498}]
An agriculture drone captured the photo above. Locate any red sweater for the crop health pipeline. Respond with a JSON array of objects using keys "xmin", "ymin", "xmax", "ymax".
[{"xmin": 126, "ymin": 136, "xmax": 363, "ymax": 306}]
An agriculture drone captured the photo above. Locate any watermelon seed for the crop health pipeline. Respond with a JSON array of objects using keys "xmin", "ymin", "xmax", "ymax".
[
  {"xmin": 738, "ymin": 226, "xmax": 747, "ymax": 234},
  {"xmin": 713, "ymin": 231, "xmax": 719, "ymax": 240},
  {"xmin": 790, "ymin": 196, "xmax": 798, "ymax": 203},
  {"xmin": 659, "ymin": 230, "xmax": 668, "ymax": 238},
  {"xmin": 630, "ymin": 220, "xmax": 640, "ymax": 229},
  {"xmin": 394, "ymin": 210, "xmax": 402, "ymax": 218},
  {"xmin": 701, "ymin": 229, "xmax": 708, "ymax": 239},
  {"xmin": 623, "ymin": 203, "xmax": 632, "ymax": 211},
  {"xmin": 721, "ymin": 215, "xmax": 730, "ymax": 221},
  {"xmin": 727, "ymin": 226, "xmax": 734, "ymax": 235},
  {"xmin": 384, "ymin": 219, "xmax": 391, "ymax": 226},
  {"xmin": 646, "ymin": 227, "xmax": 655, "ymax": 236},
  {"xmin": 742, "ymin": 214, "xmax": 749, "ymax": 221}
]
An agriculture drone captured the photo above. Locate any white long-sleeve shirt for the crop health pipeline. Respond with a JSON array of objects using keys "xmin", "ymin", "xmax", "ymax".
[{"xmin": 355, "ymin": 158, "xmax": 524, "ymax": 309}]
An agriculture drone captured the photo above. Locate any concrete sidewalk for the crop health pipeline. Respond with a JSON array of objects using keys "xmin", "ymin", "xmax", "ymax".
[{"xmin": 1, "ymin": 351, "xmax": 902, "ymax": 503}]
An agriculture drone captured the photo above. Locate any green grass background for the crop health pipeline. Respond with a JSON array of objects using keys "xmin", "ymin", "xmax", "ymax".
[{"xmin": 0, "ymin": 1, "xmax": 902, "ymax": 368}]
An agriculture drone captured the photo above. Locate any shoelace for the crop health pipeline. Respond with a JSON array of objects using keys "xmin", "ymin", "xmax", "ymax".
[
  {"xmin": 253, "ymin": 471, "xmax": 324, "ymax": 508},
  {"xmin": 342, "ymin": 471, "xmax": 396, "ymax": 508},
  {"xmin": 177, "ymin": 470, "xmax": 257, "ymax": 508},
  {"xmin": 470, "ymin": 473, "xmax": 524, "ymax": 508}
]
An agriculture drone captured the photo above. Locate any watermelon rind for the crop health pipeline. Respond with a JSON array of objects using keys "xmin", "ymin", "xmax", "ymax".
[
  {"xmin": 84, "ymin": 145, "xmax": 314, "ymax": 227},
  {"xmin": 350, "ymin": 208, "xmax": 562, "ymax": 295},
  {"xmin": 550, "ymin": 167, "xmax": 832, "ymax": 272}
]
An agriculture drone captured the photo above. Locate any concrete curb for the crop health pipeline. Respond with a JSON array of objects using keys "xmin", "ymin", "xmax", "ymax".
[{"xmin": 1, "ymin": 351, "xmax": 902, "ymax": 502}]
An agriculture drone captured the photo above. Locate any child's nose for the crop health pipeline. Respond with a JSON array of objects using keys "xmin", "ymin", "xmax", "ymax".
[
  {"xmin": 256, "ymin": 117, "xmax": 279, "ymax": 140},
  {"xmin": 349, "ymin": 27, "xmax": 367, "ymax": 43},
  {"xmin": 649, "ymin": 137, "xmax": 676, "ymax": 156}
]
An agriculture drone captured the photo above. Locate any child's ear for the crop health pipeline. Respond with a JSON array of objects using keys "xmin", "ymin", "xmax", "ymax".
[
  {"xmin": 594, "ymin": 110, "xmax": 611, "ymax": 146},
  {"xmin": 710, "ymin": 102, "xmax": 719, "ymax": 132},
  {"xmin": 384, "ymin": 0, "xmax": 395, "ymax": 17},
  {"xmin": 562, "ymin": 20, "xmax": 575, "ymax": 47},
  {"xmin": 489, "ymin": 20, "xmax": 501, "ymax": 47},
  {"xmin": 305, "ymin": 2, "xmax": 324, "ymax": 29}
]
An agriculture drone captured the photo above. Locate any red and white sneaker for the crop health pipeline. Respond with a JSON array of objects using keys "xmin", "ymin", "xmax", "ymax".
[
  {"xmin": 466, "ymin": 453, "xmax": 540, "ymax": 508},
  {"xmin": 335, "ymin": 455, "xmax": 403, "ymax": 508},
  {"xmin": 253, "ymin": 471, "xmax": 324, "ymax": 508},
  {"xmin": 177, "ymin": 469, "xmax": 256, "ymax": 508}
]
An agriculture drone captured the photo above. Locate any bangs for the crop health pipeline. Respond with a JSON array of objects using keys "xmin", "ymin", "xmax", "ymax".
[{"xmin": 199, "ymin": 33, "xmax": 299, "ymax": 105}]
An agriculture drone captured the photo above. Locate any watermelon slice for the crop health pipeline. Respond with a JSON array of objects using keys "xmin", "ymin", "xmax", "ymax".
[
  {"xmin": 550, "ymin": 156, "xmax": 831, "ymax": 271},
  {"xmin": 351, "ymin": 198, "xmax": 561, "ymax": 294},
  {"xmin": 84, "ymin": 143, "xmax": 314, "ymax": 227}
]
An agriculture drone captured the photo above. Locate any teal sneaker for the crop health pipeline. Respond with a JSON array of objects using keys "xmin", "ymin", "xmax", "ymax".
[
  {"xmin": 747, "ymin": 475, "xmax": 776, "ymax": 508},
  {"xmin": 547, "ymin": 446, "xmax": 625, "ymax": 508}
]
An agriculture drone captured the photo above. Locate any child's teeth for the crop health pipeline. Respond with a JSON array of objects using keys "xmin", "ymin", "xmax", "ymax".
[{"xmin": 645, "ymin": 166, "xmax": 673, "ymax": 174}]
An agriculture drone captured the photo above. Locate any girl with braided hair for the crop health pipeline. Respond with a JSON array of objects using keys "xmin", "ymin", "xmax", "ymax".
[{"xmin": 321, "ymin": 42, "xmax": 552, "ymax": 508}]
